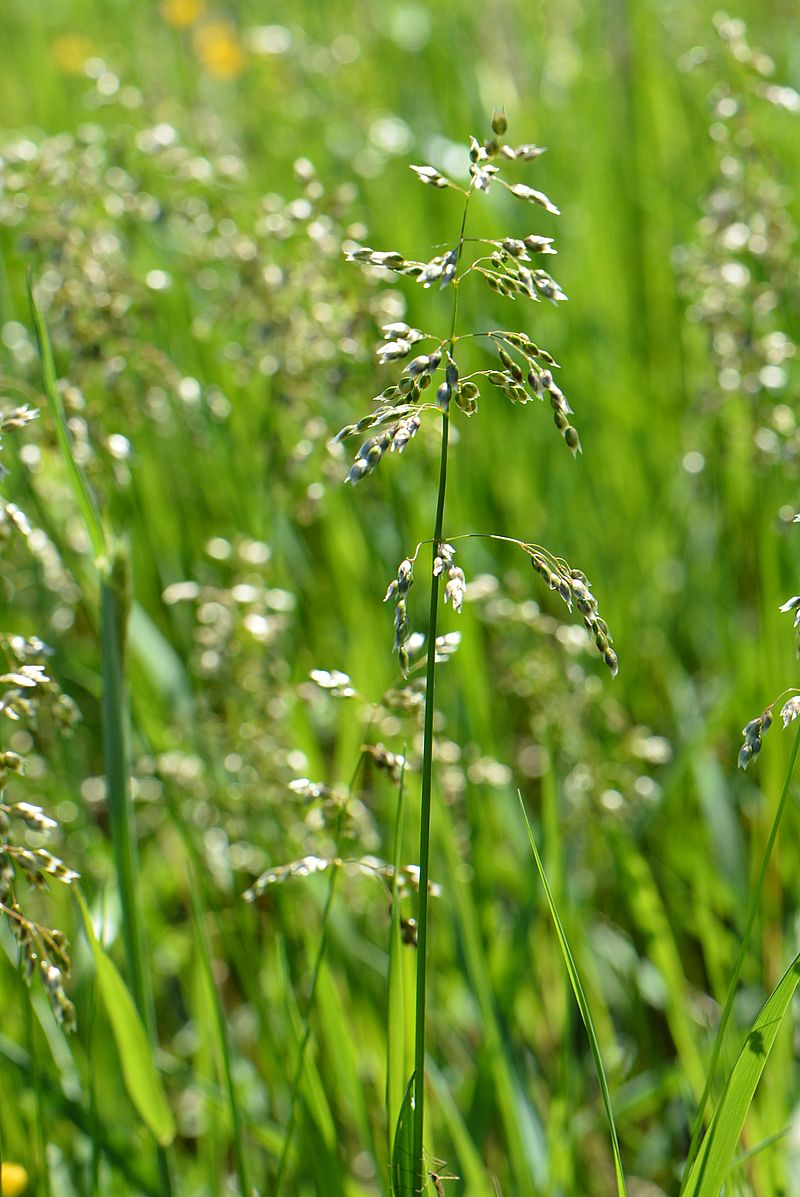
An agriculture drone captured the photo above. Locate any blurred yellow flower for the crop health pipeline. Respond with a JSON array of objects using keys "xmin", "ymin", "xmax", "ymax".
[
  {"xmin": 51, "ymin": 35, "xmax": 95, "ymax": 74},
  {"xmin": 0, "ymin": 1162, "xmax": 28, "ymax": 1196},
  {"xmin": 161, "ymin": 0, "xmax": 204, "ymax": 28},
  {"xmin": 192, "ymin": 22, "xmax": 245, "ymax": 80}
]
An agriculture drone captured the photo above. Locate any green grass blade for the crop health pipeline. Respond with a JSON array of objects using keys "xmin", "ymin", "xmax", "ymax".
[
  {"xmin": 387, "ymin": 755, "xmax": 412, "ymax": 1160},
  {"xmin": 427, "ymin": 1058, "xmax": 492, "ymax": 1195},
  {"xmin": 731, "ymin": 1127, "xmax": 789, "ymax": 1171},
  {"xmin": 27, "ymin": 274, "xmax": 106, "ymax": 562},
  {"xmin": 611, "ymin": 832, "xmax": 705, "ymax": 1098},
  {"xmin": 685, "ymin": 721, "xmax": 800, "ymax": 1170},
  {"xmin": 129, "ymin": 602, "xmax": 195, "ymax": 720},
  {"xmin": 0, "ymin": 1034, "xmax": 160, "ymax": 1195},
  {"xmin": 392, "ymin": 1072, "xmax": 416, "ymax": 1197},
  {"xmin": 273, "ymin": 928, "xmax": 339, "ymax": 1192},
  {"xmin": 100, "ymin": 554, "xmax": 152, "ymax": 1023},
  {"xmin": 681, "ymin": 950, "xmax": 800, "ymax": 1197},
  {"xmin": 440, "ymin": 822, "xmax": 546, "ymax": 1189},
  {"xmin": 100, "ymin": 552, "xmax": 175, "ymax": 1194},
  {"xmin": 75, "ymin": 889, "xmax": 176, "ymax": 1147},
  {"xmin": 25, "ymin": 991, "xmax": 51, "ymax": 1197},
  {"xmin": 186, "ymin": 866, "xmax": 250, "ymax": 1196},
  {"xmin": 519, "ymin": 794, "xmax": 627, "ymax": 1197}
]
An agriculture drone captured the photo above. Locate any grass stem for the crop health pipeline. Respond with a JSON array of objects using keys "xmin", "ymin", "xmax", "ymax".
[
  {"xmin": 410, "ymin": 185, "xmax": 471, "ymax": 1193},
  {"xmin": 684, "ymin": 720, "xmax": 800, "ymax": 1174},
  {"xmin": 273, "ymin": 745, "xmax": 372, "ymax": 1195}
]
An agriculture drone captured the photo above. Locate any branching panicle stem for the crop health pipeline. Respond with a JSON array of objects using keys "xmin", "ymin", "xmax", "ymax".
[{"xmin": 411, "ymin": 185, "xmax": 472, "ymax": 1193}]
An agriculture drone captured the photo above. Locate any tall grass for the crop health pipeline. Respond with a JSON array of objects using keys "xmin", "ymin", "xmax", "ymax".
[{"xmin": 0, "ymin": 1, "xmax": 799, "ymax": 1194}]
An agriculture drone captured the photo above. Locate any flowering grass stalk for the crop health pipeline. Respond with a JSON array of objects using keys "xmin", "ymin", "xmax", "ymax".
[{"xmin": 341, "ymin": 110, "xmax": 617, "ymax": 1192}]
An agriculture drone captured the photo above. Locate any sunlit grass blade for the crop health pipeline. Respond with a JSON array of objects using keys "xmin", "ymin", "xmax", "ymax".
[
  {"xmin": 129, "ymin": 602, "xmax": 195, "ymax": 721},
  {"xmin": 315, "ymin": 958, "xmax": 377, "ymax": 1159},
  {"xmin": 0, "ymin": 1032, "xmax": 160, "ymax": 1194},
  {"xmin": 273, "ymin": 927, "xmax": 340, "ymax": 1193},
  {"xmin": 186, "ymin": 865, "xmax": 250, "ymax": 1196},
  {"xmin": 387, "ymin": 756, "xmax": 413, "ymax": 1161},
  {"xmin": 75, "ymin": 889, "xmax": 176, "ymax": 1147},
  {"xmin": 519, "ymin": 793, "xmax": 627, "ymax": 1197},
  {"xmin": 30, "ymin": 278, "xmax": 175, "ymax": 1191},
  {"xmin": 611, "ymin": 832, "xmax": 705, "ymax": 1098},
  {"xmin": 731, "ymin": 1127, "xmax": 789, "ymax": 1172},
  {"xmin": 685, "ymin": 721, "xmax": 800, "ymax": 1170},
  {"xmin": 392, "ymin": 1072, "xmax": 416, "ymax": 1197},
  {"xmin": 25, "ymin": 993, "xmax": 51, "ymax": 1197},
  {"xmin": 272, "ymin": 749, "xmax": 369, "ymax": 1194},
  {"xmin": 427, "ymin": 1058, "xmax": 492, "ymax": 1195},
  {"xmin": 680, "ymin": 950, "xmax": 800, "ymax": 1197},
  {"xmin": 27, "ymin": 274, "xmax": 105, "ymax": 562},
  {"xmin": 100, "ymin": 550, "xmax": 152, "ymax": 1024},
  {"xmin": 440, "ymin": 821, "xmax": 546, "ymax": 1189}
]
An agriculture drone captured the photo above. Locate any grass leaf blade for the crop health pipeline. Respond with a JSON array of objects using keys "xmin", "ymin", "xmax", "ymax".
[
  {"xmin": 681, "ymin": 950, "xmax": 800, "ymax": 1197},
  {"xmin": 392, "ymin": 1072, "xmax": 416, "ymax": 1197},
  {"xmin": 27, "ymin": 273, "xmax": 106, "ymax": 562},
  {"xmin": 387, "ymin": 754, "xmax": 412, "ymax": 1161},
  {"xmin": 75, "ymin": 889, "xmax": 176, "ymax": 1147},
  {"xmin": 519, "ymin": 793, "xmax": 627, "ymax": 1197}
]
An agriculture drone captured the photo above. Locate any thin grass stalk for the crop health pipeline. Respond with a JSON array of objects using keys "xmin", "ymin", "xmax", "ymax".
[
  {"xmin": 101, "ymin": 554, "xmax": 149, "ymax": 1021},
  {"xmin": 273, "ymin": 748, "xmax": 370, "ymax": 1195},
  {"xmin": 411, "ymin": 187, "xmax": 471, "ymax": 1194},
  {"xmin": 273, "ymin": 857, "xmax": 343, "ymax": 1194},
  {"xmin": 27, "ymin": 274, "xmax": 104, "ymax": 562},
  {"xmin": 25, "ymin": 992, "xmax": 51, "ymax": 1197},
  {"xmin": 29, "ymin": 285, "xmax": 174, "ymax": 1192},
  {"xmin": 161, "ymin": 786, "xmax": 252, "ymax": 1194},
  {"xmin": 386, "ymin": 752, "xmax": 408, "ymax": 1162},
  {"xmin": 685, "ymin": 720, "xmax": 800, "ymax": 1174},
  {"xmin": 0, "ymin": 1033, "xmax": 161, "ymax": 1194},
  {"xmin": 519, "ymin": 795, "xmax": 627, "ymax": 1197},
  {"xmin": 88, "ymin": 993, "xmax": 100, "ymax": 1197},
  {"xmin": 100, "ymin": 554, "xmax": 175, "ymax": 1196},
  {"xmin": 186, "ymin": 865, "xmax": 250, "ymax": 1197}
]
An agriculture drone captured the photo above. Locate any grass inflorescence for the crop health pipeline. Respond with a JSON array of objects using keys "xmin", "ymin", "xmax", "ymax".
[{"xmin": 338, "ymin": 109, "xmax": 617, "ymax": 1193}]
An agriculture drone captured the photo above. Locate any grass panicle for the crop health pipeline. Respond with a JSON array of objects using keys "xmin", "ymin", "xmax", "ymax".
[{"xmin": 339, "ymin": 113, "xmax": 617, "ymax": 1193}]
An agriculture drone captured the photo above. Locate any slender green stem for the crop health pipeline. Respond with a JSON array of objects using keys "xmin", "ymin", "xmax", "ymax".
[
  {"xmin": 386, "ymin": 749, "xmax": 409, "ymax": 1162},
  {"xmin": 27, "ymin": 275, "xmax": 106, "ymax": 563},
  {"xmin": 100, "ymin": 552, "xmax": 175, "ymax": 1196},
  {"xmin": 187, "ymin": 867, "xmax": 250, "ymax": 1197},
  {"xmin": 26, "ymin": 991, "xmax": 51, "ymax": 1197},
  {"xmin": 0, "ymin": 1033, "xmax": 161, "ymax": 1195},
  {"xmin": 101, "ymin": 554, "xmax": 148, "ymax": 1022},
  {"xmin": 273, "ymin": 860, "xmax": 342, "ymax": 1195},
  {"xmin": 273, "ymin": 744, "xmax": 373, "ymax": 1195},
  {"xmin": 411, "ymin": 186, "xmax": 472, "ymax": 1194},
  {"xmin": 684, "ymin": 720, "xmax": 800, "ymax": 1174},
  {"xmin": 30, "ymin": 287, "xmax": 173, "ymax": 1192}
]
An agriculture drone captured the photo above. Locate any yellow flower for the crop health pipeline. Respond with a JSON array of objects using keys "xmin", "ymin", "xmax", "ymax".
[
  {"xmin": 161, "ymin": 0, "xmax": 204, "ymax": 28},
  {"xmin": 51, "ymin": 35, "xmax": 95, "ymax": 74},
  {"xmin": 1, "ymin": 1162, "xmax": 28, "ymax": 1196},
  {"xmin": 192, "ymin": 22, "xmax": 245, "ymax": 80}
]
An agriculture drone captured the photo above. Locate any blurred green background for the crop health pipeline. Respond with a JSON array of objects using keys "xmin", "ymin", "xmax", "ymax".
[{"xmin": 1, "ymin": 0, "xmax": 800, "ymax": 1194}]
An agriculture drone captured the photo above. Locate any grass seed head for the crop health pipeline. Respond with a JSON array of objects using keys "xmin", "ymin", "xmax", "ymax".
[
  {"xmin": 491, "ymin": 107, "xmax": 508, "ymax": 136},
  {"xmin": 738, "ymin": 706, "xmax": 774, "ymax": 768}
]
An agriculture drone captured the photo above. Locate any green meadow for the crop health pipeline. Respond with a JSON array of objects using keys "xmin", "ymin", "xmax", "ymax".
[{"xmin": 1, "ymin": 1, "xmax": 800, "ymax": 1194}]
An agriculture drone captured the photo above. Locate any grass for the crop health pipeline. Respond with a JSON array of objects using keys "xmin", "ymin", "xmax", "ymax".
[{"xmin": 1, "ymin": 1, "xmax": 800, "ymax": 1194}]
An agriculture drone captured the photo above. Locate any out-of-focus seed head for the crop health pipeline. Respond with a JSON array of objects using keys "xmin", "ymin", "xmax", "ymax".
[
  {"xmin": 564, "ymin": 426, "xmax": 581, "ymax": 456},
  {"xmin": 491, "ymin": 108, "xmax": 508, "ymax": 136},
  {"xmin": 603, "ymin": 648, "xmax": 619, "ymax": 677}
]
